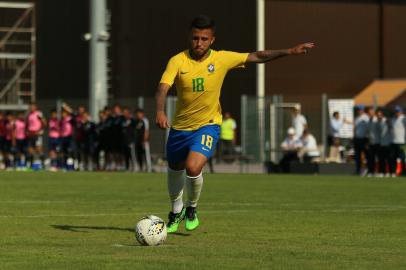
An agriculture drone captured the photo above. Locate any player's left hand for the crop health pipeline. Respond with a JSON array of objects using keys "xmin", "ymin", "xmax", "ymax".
[{"xmin": 289, "ymin": 42, "xmax": 315, "ymax": 55}]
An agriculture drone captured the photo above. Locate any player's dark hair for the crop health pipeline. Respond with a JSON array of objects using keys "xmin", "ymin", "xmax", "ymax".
[
  {"xmin": 190, "ymin": 15, "xmax": 215, "ymax": 32},
  {"xmin": 135, "ymin": 108, "xmax": 144, "ymax": 113}
]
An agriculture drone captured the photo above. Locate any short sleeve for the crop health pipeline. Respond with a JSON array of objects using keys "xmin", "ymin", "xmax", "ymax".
[
  {"xmin": 301, "ymin": 115, "xmax": 307, "ymax": 125},
  {"xmin": 160, "ymin": 56, "xmax": 180, "ymax": 86},
  {"xmin": 231, "ymin": 119, "xmax": 237, "ymax": 129},
  {"xmin": 220, "ymin": 51, "xmax": 249, "ymax": 70},
  {"xmin": 143, "ymin": 118, "xmax": 150, "ymax": 131}
]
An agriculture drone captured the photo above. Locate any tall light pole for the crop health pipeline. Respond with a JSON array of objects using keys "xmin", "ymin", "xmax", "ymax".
[
  {"xmin": 87, "ymin": 0, "xmax": 109, "ymax": 121},
  {"xmin": 257, "ymin": 0, "xmax": 266, "ymax": 162}
]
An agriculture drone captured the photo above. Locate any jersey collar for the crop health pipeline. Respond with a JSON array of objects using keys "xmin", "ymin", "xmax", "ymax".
[{"xmin": 188, "ymin": 49, "xmax": 212, "ymax": 63}]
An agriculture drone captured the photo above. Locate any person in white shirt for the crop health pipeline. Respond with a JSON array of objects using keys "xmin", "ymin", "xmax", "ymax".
[
  {"xmin": 291, "ymin": 105, "xmax": 307, "ymax": 139},
  {"xmin": 354, "ymin": 104, "xmax": 370, "ymax": 175},
  {"xmin": 279, "ymin": 127, "xmax": 303, "ymax": 172},
  {"xmin": 329, "ymin": 111, "xmax": 343, "ymax": 143},
  {"xmin": 300, "ymin": 129, "xmax": 320, "ymax": 163},
  {"xmin": 390, "ymin": 105, "xmax": 406, "ymax": 176}
]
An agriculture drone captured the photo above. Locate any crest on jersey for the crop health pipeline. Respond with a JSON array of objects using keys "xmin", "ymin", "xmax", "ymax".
[{"xmin": 207, "ymin": 63, "xmax": 215, "ymax": 73}]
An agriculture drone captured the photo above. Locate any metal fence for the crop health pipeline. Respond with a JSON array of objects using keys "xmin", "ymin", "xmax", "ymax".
[{"xmin": 240, "ymin": 95, "xmax": 328, "ymax": 163}]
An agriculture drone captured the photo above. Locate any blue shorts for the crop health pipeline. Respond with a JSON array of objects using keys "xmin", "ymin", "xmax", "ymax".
[{"xmin": 166, "ymin": 125, "xmax": 220, "ymax": 164}]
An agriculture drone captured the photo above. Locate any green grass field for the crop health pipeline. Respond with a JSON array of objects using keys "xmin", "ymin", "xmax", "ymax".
[{"xmin": 0, "ymin": 172, "xmax": 406, "ymax": 270}]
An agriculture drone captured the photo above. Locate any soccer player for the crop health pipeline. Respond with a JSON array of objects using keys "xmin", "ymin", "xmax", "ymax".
[{"xmin": 155, "ymin": 15, "xmax": 314, "ymax": 233}]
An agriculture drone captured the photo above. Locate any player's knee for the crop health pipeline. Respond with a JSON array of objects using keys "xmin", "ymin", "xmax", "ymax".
[{"xmin": 185, "ymin": 164, "xmax": 202, "ymax": 177}]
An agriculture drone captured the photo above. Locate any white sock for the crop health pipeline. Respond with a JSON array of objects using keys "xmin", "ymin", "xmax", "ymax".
[
  {"xmin": 167, "ymin": 168, "xmax": 186, "ymax": 213},
  {"xmin": 186, "ymin": 172, "xmax": 203, "ymax": 208}
]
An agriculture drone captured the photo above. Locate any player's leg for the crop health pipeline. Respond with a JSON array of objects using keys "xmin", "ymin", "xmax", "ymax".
[
  {"xmin": 184, "ymin": 151, "xmax": 207, "ymax": 231},
  {"xmin": 165, "ymin": 129, "xmax": 190, "ymax": 233},
  {"xmin": 184, "ymin": 125, "xmax": 220, "ymax": 231}
]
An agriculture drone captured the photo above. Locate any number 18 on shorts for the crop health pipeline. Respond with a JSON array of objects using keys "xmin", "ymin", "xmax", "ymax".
[{"xmin": 166, "ymin": 125, "xmax": 220, "ymax": 164}]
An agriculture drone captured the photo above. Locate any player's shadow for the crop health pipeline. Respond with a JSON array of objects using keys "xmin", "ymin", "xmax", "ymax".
[
  {"xmin": 171, "ymin": 232, "xmax": 191, "ymax": 237},
  {"xmin": 51, "ymin": 224, "xmax": 134, "ymax": 233}
]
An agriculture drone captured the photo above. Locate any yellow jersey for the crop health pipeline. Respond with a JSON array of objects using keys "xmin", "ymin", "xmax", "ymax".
[{"xmin": 160, "ymin": 49, "xmax": 249, "ymax": 130}]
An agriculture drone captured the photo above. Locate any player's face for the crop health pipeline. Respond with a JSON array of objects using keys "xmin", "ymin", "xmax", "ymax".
[
  {"xmin": 78, "ymin": 106, "xmax": 86, "ymax": 114},
  {"xmin": 30, "ymin": 104, "xmax": 37, "ymax": 112},
  {"xmin": 123, "ymin": 110, "xmax": 131, "ymax": 118},
  {"xmin": 189, "ymin": 28, "xmax": 215, "ymax": 58}
]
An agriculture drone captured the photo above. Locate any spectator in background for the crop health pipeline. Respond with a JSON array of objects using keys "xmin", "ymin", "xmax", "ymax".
[
  {"xmin": 139, "ymin": 109, "xmax": 152, "ymax": 172},
  {"xmin": 60, "ymin": 109, "xmax": 75, "ymax": 169},
  {"xmin": 390, "ymin": 105, "xmax": 406, "ymax": 177},
  {"xmin": 366, "ymin": 107, "xmax": 379, "ymax": 176},
  {"xmin": 291, "ymin": 104, "xmax": 307, "ymax": 139},
  {"xmin": 111, "ymin": 104, "xmax": 125, "ymax": 170},
  {"xmin": 0, "ymin": 112, "xmax": 6, "ymax": 167},
  {"xmin": 329, "ymin": 111, "xmax": 343, "ymax": 145},
  {"xmin": 26, "ymin": 103, "xmax": 46, "ymax": 168},
  {"xmin": 48, "ymin": 110, "xmax": 60, "ymax": 170},
  {"xmin": 327, "ymin": 111, "xmax": 344, "ymax": 163},
  {"xmin": 300, "ymin": 129, "xmax": 320, "ymax": 163},
  {"xmin": 95, "ymin": 110, "xmax": 109, "ymax": 170},
  {"xmin": 74, "ymin": 105, "xmax": 87, "ymax": 168},
  {"xmin": 134, "ymin": 109, "xmax": 147, "ymax": 171},
  {"xmin": 219, "ymin": 112, "xmax": 237, "ymax": 163},
  {"xmin": 14, "ymin": 111, "xmax": 27, "ymax": 168},
  {"xmin": 279, "ymin": 127, "xmax": 303, "ymax": 173},
  {"xmin": 121, "ymin": 107, "xmax": 137, "ymax": 171},
  {"xmin": 376, "ymin": 108, "xmax": 393, "ymax": 177},
  {"xmin": 80, "ymin": 111, "xmax": 96, "ymax": 171},
  {"xmin": 4, "ymin": 113, "xmax": 15, "ymax": 168},
  {"xmin": 354, "ymin": 104, "xmax": 369, "ymax": 175}
]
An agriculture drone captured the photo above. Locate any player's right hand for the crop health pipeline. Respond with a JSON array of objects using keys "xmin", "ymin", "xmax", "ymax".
[{"xmin": 155, "ymin": 112, "xmax": 170, "ymax": 129}]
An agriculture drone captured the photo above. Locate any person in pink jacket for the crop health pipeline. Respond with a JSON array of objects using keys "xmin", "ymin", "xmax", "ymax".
[
  {"xmin": 48, "ymin": 110, "xmax": 61, "ymax": 170},
  {"xmin": 14, "ymin": 111, "xmax": 27, "ymax": 168}
]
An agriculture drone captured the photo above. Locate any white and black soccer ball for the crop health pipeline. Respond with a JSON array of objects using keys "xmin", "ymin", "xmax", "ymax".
[{"xmin": 135, "ymin": 215, "xmax": 167, "ymax": 246}]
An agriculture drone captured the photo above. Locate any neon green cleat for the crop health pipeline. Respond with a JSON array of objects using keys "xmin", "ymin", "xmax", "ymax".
[
  {"xmin": 185, "ymin": 206, "xmax": 199, "ymax": 231},
  {"xmin": 167, "ymin": 208, "xmax": 185, "ymax": 233}
]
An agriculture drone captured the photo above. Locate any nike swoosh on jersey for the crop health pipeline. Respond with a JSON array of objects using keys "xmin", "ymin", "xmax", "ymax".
[{"xmin": 180, "ymin": 71, "xmax": 189, "ymax": 74}]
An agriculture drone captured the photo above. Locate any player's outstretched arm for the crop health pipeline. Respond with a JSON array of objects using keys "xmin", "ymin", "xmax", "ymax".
[
  {"xmin": 155, "ymin": 83, "xmax": 171, "ymax": 129},
  {"xmin": 246, "ymin": 42, "xmax": 315, "ymax": 63}
]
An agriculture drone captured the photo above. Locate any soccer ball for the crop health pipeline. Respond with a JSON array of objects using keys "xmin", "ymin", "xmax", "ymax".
[{"xmin": 135, "ymin": 215, "xmax": 167, "ymax": 246}]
